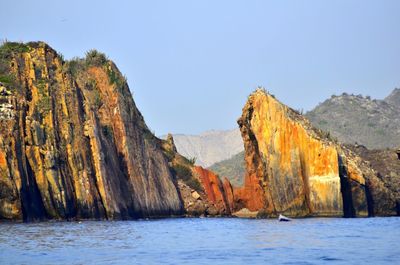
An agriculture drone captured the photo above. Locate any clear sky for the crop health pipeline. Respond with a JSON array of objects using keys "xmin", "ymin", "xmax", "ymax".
[{"xmin": 2, "ymin": 0, "xmax": 399, "ymax": 135}]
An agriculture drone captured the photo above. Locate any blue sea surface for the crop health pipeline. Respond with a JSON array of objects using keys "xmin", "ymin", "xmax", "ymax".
[{"xmin": 0, "ymin": 217, "xmax": 399, "ymax": 264}]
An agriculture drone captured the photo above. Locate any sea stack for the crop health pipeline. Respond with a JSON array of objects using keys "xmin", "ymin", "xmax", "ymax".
[{"xmin": 235, "ymin": 88, "xmax": 398, "ymax": 217}]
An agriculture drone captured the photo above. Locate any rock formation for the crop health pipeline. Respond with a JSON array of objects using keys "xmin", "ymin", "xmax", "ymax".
[
  {"xmin": 192, "ymin": 166, "xmax": 234, "ymax": 215},
  {"xmin": 346, "ymin": 145, "xmax": 400, "ymax": 212},
  {"xmin": 0, "ymin": 42, "xmax": 397, "ymax": 221},
  {"xmin": 236, "ymin": 88, "xmax": 398, "ymax": 217},
  {"xmin": 160, "ymin": 134, "xmax": 233, "ymax": 216},
  {"xmin": 0, "ymin": 42, "xmax": 183, "ymax": 221}
]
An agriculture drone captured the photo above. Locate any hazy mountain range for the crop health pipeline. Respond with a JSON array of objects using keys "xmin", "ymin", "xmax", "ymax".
[{"xmin": 165, "ymin": 129, "xmax": 244, "ymax": 167}]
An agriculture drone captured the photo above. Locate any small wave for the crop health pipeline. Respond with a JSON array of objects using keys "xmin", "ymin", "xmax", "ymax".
[{"xmin": 319, "ymin": 255, "xmax": 342, "ymax": 261}]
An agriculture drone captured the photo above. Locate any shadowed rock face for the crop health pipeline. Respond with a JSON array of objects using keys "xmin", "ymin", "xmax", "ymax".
[
  {"xmin": 346, "ymin": 145, "xmax": 400, "ymax": 213},
  {"xmin": 0, "ymin": 42, "xmax": 183, "ymax": 221},
  {"xmin": 237, "ymin": 89, "xmax": 398, "ymax": 217}
]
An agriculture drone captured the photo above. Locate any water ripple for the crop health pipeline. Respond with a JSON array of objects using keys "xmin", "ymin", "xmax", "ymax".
[{"xmin": 0, "ymin": 217, "xmax": 399, "ymax": 264}]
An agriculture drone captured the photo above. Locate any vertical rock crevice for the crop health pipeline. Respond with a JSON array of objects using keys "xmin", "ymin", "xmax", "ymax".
[{"xmin": 338, "ymin": 155, "xmax": 356, "ymax": 218}]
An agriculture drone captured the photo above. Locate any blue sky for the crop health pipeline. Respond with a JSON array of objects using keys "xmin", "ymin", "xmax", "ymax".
[{"xmin": 2, "ymin": 0, "xmax": 399, "ymax": 135}]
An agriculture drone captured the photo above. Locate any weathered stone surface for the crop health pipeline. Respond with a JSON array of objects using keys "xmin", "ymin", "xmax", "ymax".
[
  {"xmin": 0, "ymin": 42, "xmax": 183, "ymax": 221},
  {"xmin": 193, "ymin": 166, "xmax": 233, "ymax": 215},
  {"xmin": 237, "ymin": 89, "xmax": 398, "ymax": 217},
  {"xmin": 346, "ymin": 145, "xmax": 400, "ymax": 215},
  {"xmin": 222, "ymin": 177, "xmax": 235, "ymax": 212}
]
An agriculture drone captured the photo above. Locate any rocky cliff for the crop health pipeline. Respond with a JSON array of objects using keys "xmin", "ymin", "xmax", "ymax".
[
  {"xmin": 0, "ymin": 42, "xmax": 183, "ymax": 221},
  {"xmin": 236, "ymin": 88, "xmax": 398, "ymax": 217},
  {"xmin": 346, "ymin": 144, "xmax": 400, "ymax": 210}
]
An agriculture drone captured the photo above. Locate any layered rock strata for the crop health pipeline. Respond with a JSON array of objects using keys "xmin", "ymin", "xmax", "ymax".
[{"xmin": 0, "ymin": 42, "xmax": 182, "ymax": 221}]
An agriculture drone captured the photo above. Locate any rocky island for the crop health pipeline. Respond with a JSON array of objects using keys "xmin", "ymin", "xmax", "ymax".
[{"xmin": 0, "ymin": 42, "xmax": 398, "ymax": 222}]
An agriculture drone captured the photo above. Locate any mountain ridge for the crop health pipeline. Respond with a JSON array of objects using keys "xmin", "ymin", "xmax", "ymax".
[
  {"xmin": 164, "ymin": 128, "xmax": 243, "ymax": 167},
  {"xmin": 385, "ymin": 88, "xmax": 400, "ymax": 107},
  {"xmin": 306, "ymin": 90, "xmax": 400, "ymax": 149}
]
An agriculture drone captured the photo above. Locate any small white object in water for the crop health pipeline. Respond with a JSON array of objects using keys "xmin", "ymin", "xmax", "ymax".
[{"xmin": 278, "ymin": 214, "xmax": 291, "ymax": 222}]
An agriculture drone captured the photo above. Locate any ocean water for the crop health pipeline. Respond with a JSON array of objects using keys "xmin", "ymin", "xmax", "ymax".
[{"xmin": 0, "ymin": 217, "xmax": 399, "ymax": 265}]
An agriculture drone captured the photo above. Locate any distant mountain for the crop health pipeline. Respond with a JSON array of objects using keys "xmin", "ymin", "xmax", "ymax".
[
  {"xmin": 306, "ymin": 89, "xmax": 400, "ymax": 149},
  {"xmin": 385, "ymin": 88, "xmax": 400, "ymax": 107},
  {"xmin": 209, "ymin": 151, "xmax": 245, "ymax": 187},
  {"xmin": 167, "ymin": 129, "xmax": 244, "ymax": 167}
]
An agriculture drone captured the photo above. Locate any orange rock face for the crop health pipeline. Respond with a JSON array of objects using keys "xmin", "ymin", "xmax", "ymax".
[
  {"xmin": 237, "ymin": 89, "xmax": 397, "ymax": 217},
  {"xmin": 222, "ymin": 177, "xmax": 235, "ymax": 212},
  {"xmin": 193, "ymin": 166, "xmax": 233, "ymax": 215},
  {"xmin": 0, "ymin": 42, "xmax": 183, "ymax": 221},
  {"xmin": 237, "ymin": 90, "xmax": 342, "ymax": 216}
]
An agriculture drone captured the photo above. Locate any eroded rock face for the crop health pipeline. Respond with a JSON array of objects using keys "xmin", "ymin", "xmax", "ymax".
[
  {"xmin": 0, "ymin": 42, "xmax": 183, "ymax": 221},
  {"xmin": 237, "ymin": 89, "xmax": 398, "ymax": 217},
  {"xmin": 192, "ymin": 166, "xmax": 234, "ymax": 215}
]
